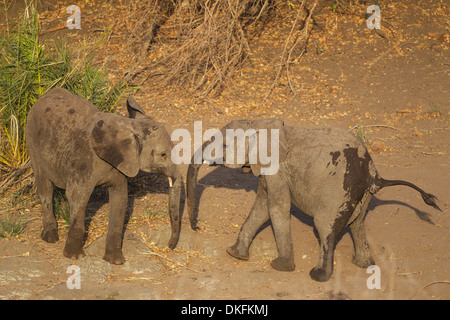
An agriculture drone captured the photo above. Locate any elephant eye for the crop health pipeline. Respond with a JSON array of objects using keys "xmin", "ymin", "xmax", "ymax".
[{"xmin": 161, "ymin": 152, "xmax": 167, "ymax": 158}]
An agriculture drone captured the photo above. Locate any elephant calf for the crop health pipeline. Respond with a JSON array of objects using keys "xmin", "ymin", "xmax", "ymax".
[
  {"xmin": 26, "ymin": 88, "xmax": 182, "ymax": 264},
  {"xmin": 186, "ymin": 119, "xmax": 441, "ymax": 282}
]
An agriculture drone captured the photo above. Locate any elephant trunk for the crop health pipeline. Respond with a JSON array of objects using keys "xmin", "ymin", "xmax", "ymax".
[
  {"xmin": 186, "ymin": 163, "xmax": 202, "ymax": 230},
  {"xmin": 186, "ymin": 134, "xmax": 217, "ymax": 230},
  {"xmin": 167, "ymin": 168, "xmax": 183, "ymax": 249}
]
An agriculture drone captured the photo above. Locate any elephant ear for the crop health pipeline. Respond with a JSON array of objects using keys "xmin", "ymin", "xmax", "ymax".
[
  {"xmin": 127, "ymin": 95, "xmax": 150, "ymax": 119},
  {"xmin": 90, "ymin": 116, "xmax": 140, "ymax": 177},
  {"xmin": 249, "ymin": 119, "xmax": 288, "ymax": 177}
]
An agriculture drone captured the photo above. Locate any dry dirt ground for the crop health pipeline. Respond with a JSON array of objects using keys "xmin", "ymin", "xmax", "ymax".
[{"xmin": 0, "ymin": 0, "xmax": 449, "ymax": 300}]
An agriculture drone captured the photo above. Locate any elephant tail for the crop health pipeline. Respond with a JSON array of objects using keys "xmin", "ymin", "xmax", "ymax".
[{"xmin": 373, "ymin": 178, "xmax": 442, "ymax": 212}]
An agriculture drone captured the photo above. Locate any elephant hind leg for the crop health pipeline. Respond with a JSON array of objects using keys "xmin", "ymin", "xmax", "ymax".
[
  {"xmin": 310, "ymin": 206, "xmax": 352, "ymax": 282},
  {"xmin": 349, "ymin": 192, "xmax": 375, "ymax": 268},
  {"xmin": 227, "ymin": 177, "xmax": 269, "ymax": 261},
  {"xmin": 309, "ymin": 229, "xmax": 338, "ymax": 282}
]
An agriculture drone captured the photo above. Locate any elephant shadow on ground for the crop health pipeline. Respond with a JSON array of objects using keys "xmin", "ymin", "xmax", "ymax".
[
  {"xmin": 194, "ymin": 166, "xmax": 436, "ymax": 250},
  {"xmin": 78, "ymin": 171, "xmax": 178, "ymax": 244},
  {"xmin": 191, "ymin": 165, "xmax": 259, "ymax": 225}
]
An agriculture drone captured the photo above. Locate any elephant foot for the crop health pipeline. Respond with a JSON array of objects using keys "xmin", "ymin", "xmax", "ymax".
[
  {"xmin": 41, "ymin": 228, "xmax": 59, "ymax": 243},
  {"xmin": 270, "ymin": 257, "xmax": 295, "ymax": 272},
  {"xmin": 352, "ymin": 255, "xmax": 375, "ymax": 268},
  {"xmin": 189, "ymin": 218, "xmax": 200, "ymax": 231},
  {"xmin": 190, "ymin": 223, "xmax": 200, "ymax": 232},
  {"xmin": 309, "ymin": 267, "xmax": 332, "ymax": 282},
  {"xmin": 63, "ymin": 246, "xmax": 85, "ymax": 260},
  {"xmin": 103, "ymin": 252, "xmax": 125, "ymax": 265},
  {"xmin": 168, "ymin": 236, "xmax": 179, "ymax": 250},
  {"xmin": 226, "ymin": 244, "xmax": 249, "ymax": 261}
]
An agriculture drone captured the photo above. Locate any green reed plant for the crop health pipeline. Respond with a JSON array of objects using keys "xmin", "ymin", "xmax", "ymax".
[
  {"xmin": 53, "ymin": 189, "xmax": 70, "ymax": 226},
  {"xmin": 0, "ymin": 2, "xmax": 129, "ymax": 174},
  {"xmin": 0, "ymin": 215, "xmax": 26, "ymax": 237}
]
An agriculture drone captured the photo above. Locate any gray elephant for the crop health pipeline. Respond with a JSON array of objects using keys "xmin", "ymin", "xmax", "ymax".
[
  {"xmin": 26, "ymin": 88, "xmax": 182, "ymax": 264},
  {"xmin": 186, "ymin": 119, "xmax": 441, "ymax": 282}
]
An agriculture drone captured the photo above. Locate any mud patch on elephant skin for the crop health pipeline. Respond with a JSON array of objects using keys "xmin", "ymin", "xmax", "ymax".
[
  {"xmin": 338, "ymin": 147, "xmax": 374, "ymax": 228},
  {"xmin": 92, "ymin": 122, "xmax": 106, "ymax": 143},
  {"xmin": 342, "ymin": 147, "xmax": 372, "ymax": 196},
  {"xmin": 330, "ymin": 151, "xmax": 341, "ymax": 166},
  {"xmin": 142, "ymin": 125, "xmax": 152, "ymax": 137},
  {"xmin": 326, "ymin": 151, "xmax": 341, "ymax": 175}
]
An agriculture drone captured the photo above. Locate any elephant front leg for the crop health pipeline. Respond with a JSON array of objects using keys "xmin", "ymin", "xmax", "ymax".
[
  {"xmin": 266, "ymin": 178, "xmax": 295, "ymax": 272},
  {"xmin": 64, "ymin": 186, "xmax": 90, "ymax": 260},
  {"xmin": 227, "ymin": 177, "xmax": 269, "ymax": 261},
  {"xmin": 103, "ymin": 178, "xmax": 128, "ymax": 265}
]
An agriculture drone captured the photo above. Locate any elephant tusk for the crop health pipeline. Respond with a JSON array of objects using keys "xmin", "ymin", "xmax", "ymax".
[
  {"xmin": 203, "ymin": 160, "xmax": 210, "ymax": 165},
  {"xmin": 168, "ymin": 177, "xmax": 173, "ymax": 188}
]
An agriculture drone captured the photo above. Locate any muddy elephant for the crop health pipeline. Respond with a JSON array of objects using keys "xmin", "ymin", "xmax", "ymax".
[
  {"xmin": 186, "ymin": 119, "xmax": 441, "ymax": 282},
  {"xmin": 26, "ymin": 88, "xmax": 182, "ymax": 264}
]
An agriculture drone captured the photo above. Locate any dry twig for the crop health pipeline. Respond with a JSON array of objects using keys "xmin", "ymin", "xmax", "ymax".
[
  {"xmin": 262, "ymin": 0, "xmax": 318, "ymax": 104},
  {"xmin": 411, "ymin": 281, "xmax": 450, "ymax": 298},
  {"xmin": 124, "ymin": 0, "xmax": 272, "ymax": 96},
  {"xmin": 0, "ymin": 159, "xmax": 31, "ymax": 194}
]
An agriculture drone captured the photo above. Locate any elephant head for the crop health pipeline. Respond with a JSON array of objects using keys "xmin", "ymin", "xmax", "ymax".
[
  {"xmin": 186, "ymin": 118, "xmax": 287, "ymax": 229},
  {"xmin": 90, "ymin": 96, "xmax": 182, "ymax": 249}
]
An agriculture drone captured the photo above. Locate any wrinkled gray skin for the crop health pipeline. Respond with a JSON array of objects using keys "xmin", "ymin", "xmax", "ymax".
[
  {"xmin": 186, "ymin": 119, "xmax": 441, "ymax": 282},
  {"xmin": 26, "ymin": 88, "xmax": 182, "ymax": 264}
]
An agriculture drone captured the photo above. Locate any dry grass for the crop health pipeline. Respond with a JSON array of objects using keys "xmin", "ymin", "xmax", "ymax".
[{"xmin": 124, "ymin": 0, "xmax": 278, "ymax": 97}]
